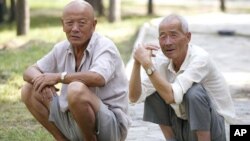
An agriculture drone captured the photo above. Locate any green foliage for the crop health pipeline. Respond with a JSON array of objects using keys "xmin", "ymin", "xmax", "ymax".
[{"xmin": 0, "ymin": 43, "xmax": 52, "ymax": 100}]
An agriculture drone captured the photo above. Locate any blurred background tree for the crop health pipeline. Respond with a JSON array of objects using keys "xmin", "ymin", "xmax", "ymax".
[
  {"xmin": 0, "ymin": 0, "xmax": 6, "ymax": 23},
  {"xmin": 220, "ymin": 0, "xmax": 226, "ymax": 12},
  {"xmin": 108, "ymin": 0, "xmax": 121, "ymax": 22},
  {"xmin": 16, "ymin": 0, "xmax": 29, "ymax": 36},
  {"xmin": 0, "ymin": 0, "xmax": 229, "ymax": 37},
  {"xmin": 85, "ymin": 0, "xmax": 104, "ymax": 16},
  {"xmin": 147, "ymin": 0, "xmax": 154, "ymax": 15}
]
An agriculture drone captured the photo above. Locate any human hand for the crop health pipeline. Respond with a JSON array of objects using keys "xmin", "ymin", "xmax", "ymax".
[
  {"xmin": 133, "ymin": 44, "xmax": 160, "ymax": 67},
  {"xmin": 32, "ymin": 73, "xmax": 60, "ymax": 93},
  {"xmin": 40, "ymin": 85, "xmax": 58, "ymax": 102},
  {"xmin": 40, "ymin": 86, "xmax": 58, "ymax": 101}
]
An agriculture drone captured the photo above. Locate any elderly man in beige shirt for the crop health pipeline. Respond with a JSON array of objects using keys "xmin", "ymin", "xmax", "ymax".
[{"xmin": 21, "ymin": 1, "xmax": 130, "ymax": 141}]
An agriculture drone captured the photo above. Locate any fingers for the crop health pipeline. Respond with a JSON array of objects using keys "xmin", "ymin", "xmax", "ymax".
[
  {"xmin": 32, "ymin": 75, "xmax": 44, "ymax": 91},
  {"xmin": 144, "ymin": 44, "xmax": 160, "ymax": 51},
  {"xmin": 51, "ymin": 86, "xmax": 59, "ymax": 96},
  {"xmin": 32, "ymin": 73, "xmax": 58, "ymax": 93},
  {"xmin": 37, "ymin": 82, "xmax": 47, "ymax": 93},
  {"xmin": 41, "ymin": 86, "xmax": 55, "ymax": 102}
]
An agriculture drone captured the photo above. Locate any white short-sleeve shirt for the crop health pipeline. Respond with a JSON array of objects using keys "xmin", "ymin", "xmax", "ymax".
[{"xmin": 141, "ymin": 44, "xmax": 236, "ymax": 123}]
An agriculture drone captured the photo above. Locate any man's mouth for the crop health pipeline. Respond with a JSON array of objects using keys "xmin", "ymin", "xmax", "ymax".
[
  {"xmin": 70, "ymin": 35, "xmax": 80, "ymax": 39},
  {"xmin": 166, "ymin": 48, "xmax": 175, "ymax": 52}
]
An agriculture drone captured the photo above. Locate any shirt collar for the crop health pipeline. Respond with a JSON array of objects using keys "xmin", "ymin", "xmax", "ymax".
[
  {"xmin": 66, "ymin": 32, "xmax": 98, "ymax": 56},
  {"xmin": 168, "ymin": 44, "xmax": 192, "ymax": 73}
]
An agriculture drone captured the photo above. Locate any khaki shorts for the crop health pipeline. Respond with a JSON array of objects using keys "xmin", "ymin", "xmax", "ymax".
[{"xmin": 49, "ymin": 95, "xmax": 121, "ymax": 141}]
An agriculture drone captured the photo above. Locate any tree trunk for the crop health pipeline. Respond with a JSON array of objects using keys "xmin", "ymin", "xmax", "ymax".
[
  {"xmin": 147, "ymin": 0, "xmax": 154, "ymax": 15},
  {"xmin": 85, "ymin": 0, "xmax": 97, "ymax": 10},
  {"xmin": 85, "ymin": 0, "xmax": 104, "ymax": 16},
  {"xmin": 97, "ymin": 0, "xmax": 104, "ymax": 16},
  {"xmin": 16, "ymin": 0, "xmax": 29, "ymax": 36},
  {"xmin": 108, "ymin": 0, "xmax": 121, "ymax": 23},
  {"xmin": 220, "ymin": 0, "xmax": 226, "ymax": 12},
  {"xmin": 8, "ymin": 0, "xmax": 15, "ymax": 22},
  {"xmin": 0, "ymin": 0, "xmax": 5, "ymax": 23}
]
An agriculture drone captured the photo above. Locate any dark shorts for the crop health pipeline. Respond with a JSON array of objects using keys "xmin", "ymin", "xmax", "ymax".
[
  {"xmin": 48, "ymin": 96, "xmax": 121, "ymax": 141},
  {"xmin": 143, "ymin": 83, "xmax": 226, "ymax": 141}
]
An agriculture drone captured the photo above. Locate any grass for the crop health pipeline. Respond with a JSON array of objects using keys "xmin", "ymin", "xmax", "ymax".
[{"xmin": 0, "ymin": 0, "xmax": 249, "ymax": 140}]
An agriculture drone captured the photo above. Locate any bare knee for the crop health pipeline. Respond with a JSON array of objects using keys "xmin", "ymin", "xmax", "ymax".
[
  {"xmin": 21, "ymin": 83, "xmax": 33, "ymax": 103},
  {"xmin": 67, "ymin": 81, "xmax": 90, "ymax": 106},
  {"xmin": 196, "ymin": 131, "xmax": 211, "ymax": 141},
  {"xmin": 159, "ymin": 125, "xmax": 175, "ymax": 139}
]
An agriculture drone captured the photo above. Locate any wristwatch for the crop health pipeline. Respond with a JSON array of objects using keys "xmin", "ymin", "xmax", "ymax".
[
  {"xmin": 61, "ymin": 72, "xmax": 67, "ymax": 81},
  {"xmin": 145, "ymin": 66, "xmax": 155, "ymax": 76}
]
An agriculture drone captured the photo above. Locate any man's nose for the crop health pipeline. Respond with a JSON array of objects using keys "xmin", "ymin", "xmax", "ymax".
[
  {"xmin": 72, "ymin": 22, "xmax": 80, "ymax": 31},
  {"xmin": 163, "ymin": 36, "xmax": 173, "ymax": 45}
]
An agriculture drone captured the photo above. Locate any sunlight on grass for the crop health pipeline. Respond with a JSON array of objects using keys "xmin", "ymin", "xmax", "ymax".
[
  {"xmin": 0, "ymin": 102, "xmax": 54, "ymax": 141},
  {"xmin": 30, "ymin": 26, "xmax": 65, "ymax": 42},
  {"xmin": 29, "ymin": 0, "xmax": 68, "ymax": 9},
  {"xmin": 0, "ymin": 30, "xmax": 16, "ymax": 44}
]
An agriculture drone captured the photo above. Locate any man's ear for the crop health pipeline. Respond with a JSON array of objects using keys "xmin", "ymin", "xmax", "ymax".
[
  {"xmin": 186, "ymin": 32, "xmax": 191, "ymax": 42},
  {"xmin": 61, "ymin": 18, "xmax": 66, "ymax": 32},
  {"xmin": 93, "ymin": 19, "xmax": 97, "ymax": 28}
]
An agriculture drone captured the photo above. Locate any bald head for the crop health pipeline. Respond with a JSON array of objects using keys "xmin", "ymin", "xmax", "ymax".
[
  {"xmin": 160, "ymin": 14, "xmax": 189, "ymax": 33},
  {"xmin": 62, "ymin": 0, "xmax": 95, "ymax": 20}
]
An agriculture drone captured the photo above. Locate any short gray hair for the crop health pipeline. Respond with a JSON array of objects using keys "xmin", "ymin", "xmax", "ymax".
[{"xmin": 160, "ymin": 14, "xmax": 189, "ymax": 33}]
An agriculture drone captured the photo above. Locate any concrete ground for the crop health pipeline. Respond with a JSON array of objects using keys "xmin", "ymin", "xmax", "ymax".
[{"xmin": 125, "ymin": 13, "xmax": 250, "ymax": 141}]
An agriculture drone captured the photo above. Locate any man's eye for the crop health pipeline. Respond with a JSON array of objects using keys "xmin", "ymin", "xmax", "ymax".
[
  {"xmin": 171, "ymin": 34, "xmax": 177, "ymax": 37},
  {"xmin": 159, "ymin": 35, "xmax": 167, "ymax": 40},
  {"xmin": 65, "ymin": 22, "xmax": 73, "ymax": 26},
  {"xmin": 159, "ymin": 34, "xmax": 165, "ymax": 38},
  {"xmin": 79, "ymin": 22, "xmax": 86, "ymax": 26},
  {"xmin": 79, "ymin": 21, "xmax": 88, "ymax": 25}
]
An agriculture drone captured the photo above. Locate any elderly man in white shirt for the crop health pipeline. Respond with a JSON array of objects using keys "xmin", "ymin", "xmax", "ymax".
[{"xmin": 129, "ymin": 14, "xmax": 235, "ymax": 141}]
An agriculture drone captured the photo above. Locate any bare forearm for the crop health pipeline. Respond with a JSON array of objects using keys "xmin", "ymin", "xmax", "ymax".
[
  {"xmin": 148, "ymin": 71, "xmax": 175, "ymax": 104},
  {"xmin": 129, "ymin": 61, "xmax": 142, "ymax": 103},
  {"xmin": 23, "ymin": 65, "xmax": 42, "ymax": 84},
  {"xmin": 63, "ymin": 71, "xmax": 105, "ymax": 87}
]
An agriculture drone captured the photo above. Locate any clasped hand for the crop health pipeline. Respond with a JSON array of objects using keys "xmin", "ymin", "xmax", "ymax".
[{"xmin": 32, "ymin": 73, "xmax": 59, "ymax": 101}]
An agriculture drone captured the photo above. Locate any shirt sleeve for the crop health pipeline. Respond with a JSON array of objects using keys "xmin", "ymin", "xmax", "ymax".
[
  {"xmin": 171, "ymin": 55, "xmax": 210, "ymax": 104},
  {"xmin": 37, "ymin": 47, "xmax": 57, "ymax": 73},
  {"xmin": 89, "ymin": 46, "xmax": 116, "ymax": 84}
]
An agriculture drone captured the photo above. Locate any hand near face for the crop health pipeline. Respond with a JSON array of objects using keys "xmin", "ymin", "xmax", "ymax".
[{"xmin": 133, "ymin": 44, "xmax": 160, "ymax": 67}]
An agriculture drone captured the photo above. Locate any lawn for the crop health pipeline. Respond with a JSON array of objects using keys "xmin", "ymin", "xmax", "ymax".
[{"xmin": 0, "ymin": 0, "xmax": 249, "ymax": 140}]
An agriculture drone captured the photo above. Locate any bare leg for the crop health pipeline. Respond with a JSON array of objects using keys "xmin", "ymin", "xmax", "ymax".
[
  {"xmin": 159, "ymin": 124, "xmax": 175, "ymax": 140},
  {"xmin": 21, "ymin": 83, "xmax": 68, "ymax": 141},
  {"xmin": 67, "ymin": 81, "xmax": 100, "ymax": 141},
  {"xmin": 196, "ymin": 131, "xmax": 211, "ymax": 141}
]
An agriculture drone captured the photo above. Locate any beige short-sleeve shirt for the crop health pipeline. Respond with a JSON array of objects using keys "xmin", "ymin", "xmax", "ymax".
[{"xmin": 37, "ymin": 32, "xmax": 131, "ymax": 131}]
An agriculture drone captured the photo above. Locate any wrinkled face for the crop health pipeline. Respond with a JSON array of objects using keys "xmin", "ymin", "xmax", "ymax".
[
  {"xmin": 158, "ymin": 19, "xmax": 190, "ymax": 60},
  {"xmin": 62, "ymin": 4, "xmax": 96, "ymax": 47}
]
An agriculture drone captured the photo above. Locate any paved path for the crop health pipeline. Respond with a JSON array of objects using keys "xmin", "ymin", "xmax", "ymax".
[{"xmin": 125, "ymin": 13, "xmax": 250, "ymax": 141}]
